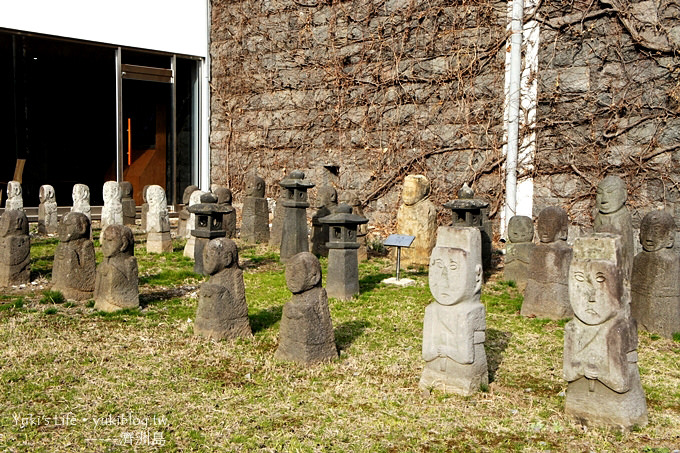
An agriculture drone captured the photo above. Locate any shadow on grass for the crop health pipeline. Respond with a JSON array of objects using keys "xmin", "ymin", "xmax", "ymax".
[
  {"xmin": 485, "ymin": 328, "xmax": 512, "ymax": 383},
  {"xmin": 335, "ymin": 319, "xmax": 371, "ymax": 351},
  {"xmin": 359, "ymin": 273, "xmax": 392, "ymax": 292},
  {"xmin": 250, "ymin": 304, "xmax": 283, "ymax": 334},
  {"xmin": 140, "ymin": 287, "xmax": 196, "ymax": 308}
]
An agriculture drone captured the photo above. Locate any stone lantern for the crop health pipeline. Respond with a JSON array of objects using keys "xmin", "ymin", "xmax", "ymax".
[
  {"xmin": 443, "ymin": 185, "xmax": 492, "ymax": 270},
  {"xmin": 188, "ymin": 192, "xmax": 233, "ymax": 274},
  {"xmin": 279, "ymin": 170, "xmax": 314, "ymax": 262},
  {"xmin": 320, "ymin": 203, "xmax": 368, "ymax": 300}
]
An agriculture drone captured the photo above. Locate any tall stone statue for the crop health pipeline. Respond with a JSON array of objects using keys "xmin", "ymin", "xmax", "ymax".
[
  {"xmin": 120, "ymin": 181, "xmax": 136, "ymax": 226},
  {"xmin": 347, "ymin": 197, "xmax": 369, "ymax": 261},
  {"xmin": 5, "ymin": 181, "xmax": 23, "ymax": 211},
  {"xmin": 420, "ymin": 226, "xmax": 488, "ymax": 396},
  {"xmin": 631, "ymin": 211, "xmax": 680, "ymax": 338},
  {"xmin": 0, "ymin": 210, "xmax": 30, "ymax": 287},
  {"xmin": 140, "ymin": 185, "xmax": 150, "ymax": 232},
  {"xmin": 396, "ymin": 175, "xmax": 437, "ymax": 268},
  {"xmin": 275, "ymin": 252, "xmax": 338, "ymax": 364},
  {"xmin": 178, "ymin": 185, "xmax": 199, "ymax": 238},
  {"xmin": 214, "ymin": 187, "xmax": 237, "ymax": 239},
  {"xmin": 71, "ymin": 184, "xmax": 91, "ymax": 221},
  {"xmin": 194, "ymin": 238, "xmax": 252, "ymax": 340},
  {"xmin": 146, "ymin": 185, "xmax": 172, "ymax": 253},
  {"xmin": 94, "ymin": 224, "xmax": 139, "ymax": 312},
  {"xmin": 241, "ymin": 174, "xmax": 270, "ymax": 243},
  {"xmin": 184, "ymin": 190, "xmax": 205, "ymax": 259},
  {"xmin": 101, "ymin": 181, "xmax": 124, "ymax": 233},
  {"xmin": 38, "ymin": 184, "xmax": 58, "ymax": 235},
  {"xmin": 594, "ymin": 175, "xmax": 634, "ymax": 280},
  {"xmin": 564, "ymin": 234, "xmax": 647, "ymax": 429},
  {"xmin": 52, "ymin": 212, "xmax": 96, "ymax": 301},
  {"xmin": 522, "ymin": 206, "xmax": 573, "ymax": 319},
  {"xmin": 310, "ymin": 184, "xmax": 338, "ymax": 257},
  {"xmin": 504, "ymin": 215, "xmax": 535, "ymax": 290}
]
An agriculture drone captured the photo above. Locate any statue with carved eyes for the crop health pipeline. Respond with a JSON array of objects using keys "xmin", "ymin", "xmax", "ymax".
[
  {"xmin": 522, "ymin": 206, "xmax": 573, "ymax": 319},
  {"xmin": 563, "ymin": 234, "xmax": 647, "ymax": 429},
  {"xmin": 242, "ymin": 173, "xmax": 270, "ymax": 244},
  {"xmin": 420, "ymin": 226, "xmax": 488, "ymax": 396},
  {"xmin": 38, "ymin": 184, "xmax": 58, "ymax": 235},
  {"xmin": 396, "ymin": 175, "xmax": 437, "ymax": 268},
  {"xmin": 72, "ymin": 184, "xmax": 91, "ymax": 221},
  {"xmin": 504, "ymin": 215, "xmax": 534, "ymax": 290},
  {"xmin": 5, "ymin": 181, "xmax": 23, "ymax": 212},
  {"xmin": 101, "ymin": 181, "xmax": 124, "ymax": 233},
  {"xmin": 94, "ymin": 224, "xmax": 139, "ymax": 312},
  {"xmin": 631, "ymin": 210, "xmax": 680, "ymax": 338},
  {"xmin": 0, "ymin": 210, "xmax": 30, "ymax": 287}
]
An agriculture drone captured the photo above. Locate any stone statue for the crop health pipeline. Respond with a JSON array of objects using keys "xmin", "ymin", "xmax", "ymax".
[
  {"xmin": 396, "ymin": 175, "xmax": 437, "ymax": 268},
  {"xmin": 279, "ymin": 171, "xmax": 314, "ymax": 261},
  {"xmin": 178, "ymin": 185, "xmax": 199, "ymax": 238},
  {"xmin": 214, "ymin": 187, "xmax": 237, "ymax": 239},
  {"xmin": 194, "ymin": 238, "xmax": 252, "ymax": 340},
  {"xmin": 310, "ymin": 185, "xmax": 338, "ymax": 257},
  {"xmin": 184, "ymin": 190, "xmax": 205, "ymax": 258},
  {"xmin": 420, "ymin": 226, "xmax": 488, "ymax": 396},
  {"xmin": 146, "ymin": 185, "xmax": 172, "ymax": 253},
  {"xmin": 594, "ymin": 175, "xmax": 634, "ymax": 280},
  {"xmin": 38, "ymin": 184, "xmax": 58, "ymax": 235},
  {"xmin": 101, "ymin": 181, "xmax": 124, "ymax": 233},
  {"xmin": 269, "ymin": 191, "xmax": 285, "ymax": 250},
  {"xmin": 120, "ymin": 181, "xmax": 136, "ymax": 226},
  {"xmin": 241, "ymin": 174, "xmax": 270, "ymax": 243},
  {"xmin": 5, "ymin": 181, "xmax": 23, "ymax": 211},
  {"xmin": 347, "ymin": 197, "xmax": 369, "ymax": 261},
  {"xmin": 275, "ymin": 252, "xmax": 338, "ymax": 363},
  {"xmin": 52, "ymin": 212, "xmax": 96, "ymax": 301},
  {"xmin": 522, "ymin": 206, "xmax": 573, "ymax": 319},
  {"xmin": 564, "ymin": 234, "xmax": 648, "ymax": 429},
  {"xmin": 0, "ymin": 210, "xmax": 30, "ymax": 287},
  {"xmin": 94, "ymin": 224, "xmax": 139, "ymax": 312},
  {"xmin": 631, "ymin": 211, "xmax": 680, "ymax": 338},
  {"xmin": 72, "ymin": 184, "xmax": 91, "ymax": 221},
  {"xmin": 504, "ymin": 215, "xmax": 535, "ymax": 290},
  {"xmin": 140, "ymin": 185, "xmax": 150, "ymax": 232}
]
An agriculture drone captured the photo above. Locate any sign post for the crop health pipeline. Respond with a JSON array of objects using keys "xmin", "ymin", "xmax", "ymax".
[{"xmin": 382, "ymin": 234, "xmax": 416, "ymax": 286}]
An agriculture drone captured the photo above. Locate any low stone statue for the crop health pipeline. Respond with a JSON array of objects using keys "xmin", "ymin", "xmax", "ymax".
[
  {"xmin": 0, "ymin": 210, "xmax": 30, "ymax": 287},
  {"xmin": 396, "ymin": 175, "xmax": 437, "ymax": 268},
  {"xmin": 631, "ymin": 211, "xmax": 680, "ymax": 338},
  {"xmin": 72, "ymin": 184, "xmax": 91, "ymax": 221},
  {"xmin": 194, "ymin": 238, "xmax": 252, "ymax": 340},
  {"xmin": 241, "ymin": 174, "xmax": 270, "ymax": 243},
  {"xmin": 101, "ymin": 181, "xmax": 124, "ymax": 233},
  {"xmin": 420, "ymin": 226, "xmax": 488, "ymax": 396},
  {"xmin": 214, "ymin": 187, "xmax": 237, "ymax": 239},
  {"xmin": 94, "ymin": 224, "xmax": 139, "ymax": 312},
  {"xmin": 594, "ymin": 175, "xmax": 634, "ymax": 280},
  {"xmin": 275, "ymin": 252, "xmax": 338, "ymax": 363},
  {"xmin": 178, "ymin": 185, "xmax": 199, "ymax": 238},
  {"xmin": 120, "ymin": 181, "xmax": 136, "ymax": 226},
  {"xmin": 564, "ymin": 234, "xmax": 648, "ymax": 429},
  {"xmin": 146, "ymin": 185, "xmax": 172, "ymax": 253},
  {"xmin": 38, "ymin": 184, "xmax": 58, "ymax": 235},
  {"xmin": 310, "ymin": 185, "xmax": 338, "ymax": 257},
  {"xmin": 184, "ymin": 190, "xmax": 205, "ymax": 259},
  {"xmin": 52, "ymin": 212, "xmax": 96, "ymax": 301},
  {"xmin": 522, "ymin": 206, "xmax": 573, "ymax": 319},
  {"xmin": 5, "ymin": 181, "xmax": 23, "ymax": 211},
  {"xmin": 504, "ymin": 215, "xmax": 535, "ymax": 290}
]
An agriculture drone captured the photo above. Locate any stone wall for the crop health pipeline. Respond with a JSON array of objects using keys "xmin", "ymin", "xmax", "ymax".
[
  {"xmin": 210, "ymin": 0, "xmax": 508, "ymax": 230},
  {"xmin": 535, "ymin": 0, "xmax": 680, "ymax": 228}
]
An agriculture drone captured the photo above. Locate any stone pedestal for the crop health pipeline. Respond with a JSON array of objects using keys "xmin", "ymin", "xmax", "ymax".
[
  {"xmin": 279, "ymin": 171, "xmax": 314, "ymax": 262},
  {"xmin": 147, "ymin": 232, "xmax": 173, "ymax": 253}
]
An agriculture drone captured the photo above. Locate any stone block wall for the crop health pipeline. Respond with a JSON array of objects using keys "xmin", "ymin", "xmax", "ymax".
[
  {"xmin": 210, "ymin": 0, "xmax": 508, "ymax": 230},
  {"xmin": 535, "ymin": 0, "xmax": 680, "ymax": 228}
]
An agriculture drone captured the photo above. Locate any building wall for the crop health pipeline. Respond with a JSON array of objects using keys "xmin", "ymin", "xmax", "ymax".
[{"xmin": 209, "ymin": 0, "xmax": 508, "ymax": 229}]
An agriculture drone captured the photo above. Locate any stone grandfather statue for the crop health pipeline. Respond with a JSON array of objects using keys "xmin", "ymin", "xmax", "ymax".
[
  {"xmin": 52, "ymin": 212, "xmax": 96, "ymax": 301},
  {"xmin": 631, "ymin": 210, "xmax": 680, "ymax": 338},
  {"xmin": 420, "ymin": 226, "xmax": 488, "ymax": 395},
  {"xmin": 241, "ymin": 174, "xmax": 270, "ymax": 243},
  {"xmin": 194, "ymin": 238, "xmax": 252, "ymax": 340},
  {"xmin": 120, "ymin": 181, "xmax": 136, "ymax": 226},
  {"xmin": 101, "ymin": 181, "xmax": 124, "ymax": 233},
  {"xmin": 38, "ymin": 184, "xmax": 58, "ymax": 235},
  {"xmin": 522, "ymin": 206, "xmax": 573, "ymax": 319},
  {"xmin": 94, "ymin": 224, "xmax": 139, "ymax": 312},
  {"xmin": 0, "ymin": 210, "xmax": 30, "ymax": 287},
  {"xmin": 504, "ymin": 215, "xmax": 534, "ymax": 290},
  {"xmin": 72, "ymin": 183, "xmax": 91, "ymax": 221},
  {"xmin": 594, "ymin": 175, "xmax": 634, "ymax": 280},
  {"xmin": 396, "ymin": 174, "xmax": 437, "ymax": 268},
  {"xmin": 214, "ymin": 187, "xmax": 237, "ymax": 239},
  {"xmin": 146, "ymin": 185, "xmax": 172, "ymax": 253},
  {"xmin": 310, "ymin": 184, "xmax": 338, "ymax": 257},
  {"xmin": 5, "ymin": 181, "xmax": 23, "ymax": 212}
]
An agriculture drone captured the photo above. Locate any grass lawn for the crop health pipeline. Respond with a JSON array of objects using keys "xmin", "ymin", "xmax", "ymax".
[{"xmin": 0, "ymin": 231, "xmax": 678, "ymax": 452}]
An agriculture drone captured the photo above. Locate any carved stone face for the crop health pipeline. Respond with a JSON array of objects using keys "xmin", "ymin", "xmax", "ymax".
[
  {"xmin": 596, "ymin": 176, "xmax": 626, "ymax": 214},
  {"xmin": 0, "ymin": 210, "xmax": 28, "ymax": 237},
  {"xmin": 103, "ymin": 181, "xmax": 121, "ymax": 203},
  {"xmin": 101, "ymin": 225, "xmax": 132, "ymax": 258},
  {"xmin": 402, "ymin": 175, "xmax": 429, "ymax": 206},
  {"xmin": 285, "ymin": 252, "xmax": 322, "ymax": 293},
  {"xmin": 72, "ymin": 184, "xmax": 90, "ymax": 203},
  {"xmin": 203, "ymin": 238, "xmax": 237, "ymax": 275},
  {"xmin": 569, "ymin": 260, "xmax": 622, "ymax": 325},
  {"xmin": 429, "ymin": 246, "xmax": 482, "ymax": 305},
  {"xmin": 317, "ymin": 186, "xmax": 337, "ymax": 208},
  {"xmin": 214, "ymin": 187, "xmax": 232, "ymax": 205},
  {"xmin": 39, "ymin": 185, "xmax": 55, "ymax": 203},
  {"xmin": 59, "ymin": 212, "xmax": 89, "ymax": 242},
  {"xmin": 147, "ymin": 186, "xmax": 166, "ymax": 211},
  {"xmin": 8, "ymin": 181, "xmax": 21, "ymax": 198},
  {"xmin": 245, "ymin": 175, "xmax": 265, "ymax": 198},
  {"xmin": 119, "ymin": 182, "xmax": 133, "ymax": 198},
  {"xmin": 536, "ymin": 206, "xmax": 568, "ymax": 243},
  {"xmin": 507, "ymin": 216, "xmax": 534, "ymax": 243},
  {"xmin": 640, "ymin": 210, "xmax": 675, "ymax": 252}
]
